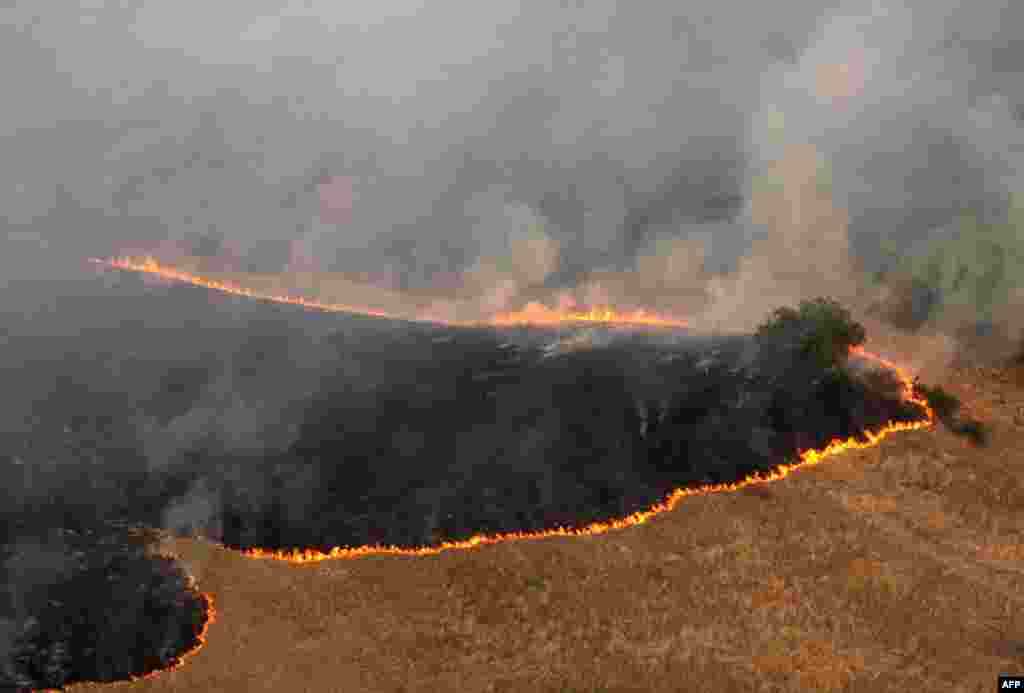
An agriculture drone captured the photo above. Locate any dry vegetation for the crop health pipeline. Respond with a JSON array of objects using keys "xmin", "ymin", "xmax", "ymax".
[{"xmin": 64, "ymin": 342, "xmax": 1024, "ymax": 693}]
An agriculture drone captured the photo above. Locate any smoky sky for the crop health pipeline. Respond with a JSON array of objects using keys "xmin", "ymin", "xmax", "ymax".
[
  {"xmin": 4, "ymin": 4, "xmax": 1023, "ymax": 672},
  {"xmin": 1, "ymin": 0, "xmax": 1023, "ymax": 319}
]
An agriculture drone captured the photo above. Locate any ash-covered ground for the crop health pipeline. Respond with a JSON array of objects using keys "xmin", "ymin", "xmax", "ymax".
[
  {"xmin": 215, "ymin": 319, "xmax": 920, "ymax": 552},
  {"xmin": 0, "ymin": 271, "xmax": 925, "ymax": 688},
  {"xmin": 0, "ymin": 525, "xmax": 208, "ymax": 691}
]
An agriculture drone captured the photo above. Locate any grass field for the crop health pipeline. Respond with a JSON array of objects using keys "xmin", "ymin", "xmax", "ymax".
[{"xmin": 61, "ymin": 327, "xmax": 1024, "ymax": 693}]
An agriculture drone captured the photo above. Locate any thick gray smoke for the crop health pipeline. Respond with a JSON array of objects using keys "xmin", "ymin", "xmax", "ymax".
[
  {"xmin": 3, "ymin": 2, "xmax": 1021, "ymax": 310},
  {"xmin": 1, "ymin": 0, "xmax": 1022, "ymax": 533},
  {"xmin": 6, "ymin": 6, "xmax": 1021, "ymax": 682},
  {"xmin": 4, "ymin": 1, "xmax": 1022, "ymax": 334}
]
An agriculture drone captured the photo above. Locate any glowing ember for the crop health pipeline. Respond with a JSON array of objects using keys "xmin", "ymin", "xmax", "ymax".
[{"xmin": 87, "ymin": 256, "xmax": 689, "ymax": 329}]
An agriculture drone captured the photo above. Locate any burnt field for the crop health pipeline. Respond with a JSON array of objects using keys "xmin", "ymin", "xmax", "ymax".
[
  {"xmin": 0, "ymin": 271, "xmax": 926, "ymax": 688},
  {"xmin": 216, "ymin": 323, "xmax": 923, "ymax": 553},
  {"xmin": 0, "ymin": 526, "xmax": 209, "ymax": 691}
]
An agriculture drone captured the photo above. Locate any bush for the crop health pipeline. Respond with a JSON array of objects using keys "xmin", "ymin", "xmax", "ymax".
[
  {"xmin": 911, "ymin": 381, "xmax": 962, "ymax": 420},
  {"xmin": 950, "ymin": 418, "xmax": 991, "ymax": 447},
  {"xmin": 911, "ymin": 380, "xmax": 990, "ymax": 445},
  {"xmin": 755, "ymin": 297, "xmax": 867, "ymax": 369}
]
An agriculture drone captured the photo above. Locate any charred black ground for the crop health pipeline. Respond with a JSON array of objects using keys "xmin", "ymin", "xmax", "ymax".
[
  {"xmin": 0, "ymin": 271, "xmax": 927, "ymax": 688},
  {"xmin": 0, "ymin": 525, "xmax": 208, "ymax": 691},
  {"xmin": 216, "ymin": 312, "xmax": 923, "ymax": 552}
]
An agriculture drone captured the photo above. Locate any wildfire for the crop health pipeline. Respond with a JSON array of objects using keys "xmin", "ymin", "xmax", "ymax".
[
  {"xmin": 243, "ymin": 347, "xmax": 934, "ymax": 564},
  {"xmin": 155, "ymin": 589, "xmax": 216, "ymax": 678},
  {"xmin": 86, "ymin": 254, "xmax": 934, "ymax": 567},
  {"xmin": 87, "ymin": 256, "xmax": 689, "ymax": 329},
  {"xmin": 88, "ymin": 256, "xmax": 401, "ymax": 321},
  {"xmin": 81, "ymin": 577, "xmax": 216, "ymax": 688},
  {"xmin": 488, "ymin": 301, "xmax": 689, "ymax": 329},
  {"xmin": 848, "ymin": 344, "xmax": 930, "ymax": 406}
]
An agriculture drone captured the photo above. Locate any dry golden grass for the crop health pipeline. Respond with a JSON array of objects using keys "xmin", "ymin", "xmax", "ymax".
[{"xmin": 66, "ymin": 358, "xmax": 1024, "ymax": 693}]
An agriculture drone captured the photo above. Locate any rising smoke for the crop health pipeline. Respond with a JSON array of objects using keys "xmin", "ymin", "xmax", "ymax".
[
  {"xmin": 1, "ymin": 0, "xmax": 1022, "ymax": 616},
  {"xmin": 4, "ymin": 1, "xmax": 1021, "ymax": 334},
  {"xmin": 2, "ymin": 4, "xmax": 1018, "ymax": 680}
]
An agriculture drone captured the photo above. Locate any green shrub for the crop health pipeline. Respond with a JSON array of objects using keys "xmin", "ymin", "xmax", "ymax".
[
  {"xmin": 911, "ymin": 381, "xmax": 962, "ymax": 420},
  {"xmin": 951, "ymin": 418, "xmax": 990, "ymax": 447},
  {"xmin": 755, "ymin": 297, "xmax": 867, "ymax": 369},
  {"xmin": 912, "ymin": 380, "xmax": 990, "ymax": 445}
]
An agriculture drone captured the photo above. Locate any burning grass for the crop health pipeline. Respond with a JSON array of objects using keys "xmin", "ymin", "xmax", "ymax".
[
  {"xmin": 0, "ymin": 258, "xmax": 952, "ymax": 688},
  {"xmin": 75, "ymin": 261, "xmax": 937, "ymax": 563},
  {"xmin": 0, "ymin": 526, "xmax": 213, "ymax": 691},
  {"xmin": 212, "ymin": 301, "xmax": 933, "ymax": 563},
  {"xmin": 87, "ymin": 256, "xmax": 690, "ymax": 330}
]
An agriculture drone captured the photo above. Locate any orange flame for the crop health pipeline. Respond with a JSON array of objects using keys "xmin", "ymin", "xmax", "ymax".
[
  {"xmin": 848, "ymin": 344, "xmax": 928, "ymax": 406},
  {"xmin": 87, "ymin": 256, "xmax": 689, "ymax": 329},
  {"xmin": 85, "ymin": 255, "xmax": 933, "ymax": 566},
  {"xmin": 157, "ymin": 588, "xmax": 216, "ymax": 676},
  {"xmin": 88, "ymin": 256, "xmax": 401, "ymax": 321},
  {"xmin": 488, "ymin": 301, "xmax": 689, "ymax": 329},
  {"xmin": 242, "ymin": 348, "xmax": 933, "ymax": 564},
  {"xmin": 90, "ymin": 575, "xmax": 216, "ymax": 686}
]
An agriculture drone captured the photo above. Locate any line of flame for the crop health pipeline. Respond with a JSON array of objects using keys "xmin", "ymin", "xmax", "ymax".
[
  {"xmin": 87, "ymin": 256, "xmax": 689, "ymax": 329},
  {"xmin": 84, "ymin": 255, "xmax": 934, "ymax": 566},
  {"xmin": 88, "ymin": 256, "xmax": 401, "ymax": 321},
  {"xmin": 487, "ymin": 301, "xmax": 689, "ymax": 329},
  {"xmin": 62, "ymin": 576, "xmax": 216, "ymax": 689},
  {"xmin": 242, "ymin": 348, "xmax": 934, "ymax": 564}
]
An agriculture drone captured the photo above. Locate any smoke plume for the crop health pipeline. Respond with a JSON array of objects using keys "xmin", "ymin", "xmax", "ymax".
[{"xmin": 1, "ymin": 0, "xmax": 1022, "ymax": 558}]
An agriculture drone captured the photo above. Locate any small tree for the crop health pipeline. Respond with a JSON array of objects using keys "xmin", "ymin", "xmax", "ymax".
[{"xmin": 755, "ymin": 297, "xmax": 867, "ymax": 369}]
